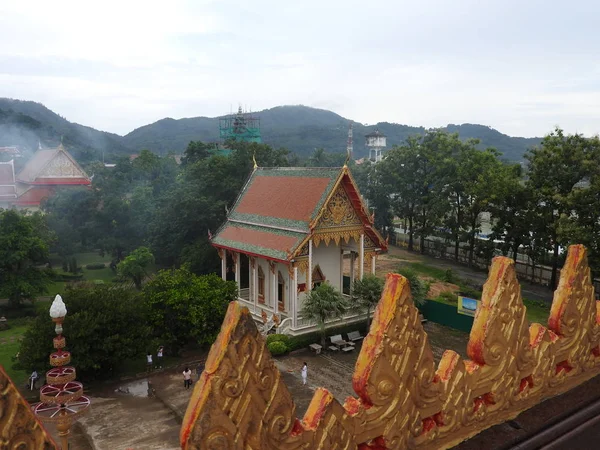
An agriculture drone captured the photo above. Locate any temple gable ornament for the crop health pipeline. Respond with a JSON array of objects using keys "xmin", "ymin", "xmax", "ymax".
[
  {"xmin": 38, "ymin": 152, "xmax": 85, "ymax": 178},
  {"xmin": 317, "ymin": 185, "xmax": 361, "ymax": 229},
  {"xmin": 181, "ymin": 245, "xmax": 600, "ymax": 449}
]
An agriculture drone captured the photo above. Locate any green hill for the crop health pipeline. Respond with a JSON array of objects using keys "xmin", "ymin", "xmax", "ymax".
[
  {"xmin": 123, "ymin": 105, "xmax": 540, "ymax": 161},
  {"xmin": 0, "ymin": 98, "xmax": 131, "ymax": 162},
  {"xmin": 0, "ymin": 100, "xmax": 541, "ymax": 163}
]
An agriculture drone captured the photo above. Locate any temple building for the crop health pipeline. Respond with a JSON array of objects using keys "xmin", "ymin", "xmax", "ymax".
[
  {"xmin": 0, "ymin": 144, "xmax": 90, "ymax": 210},
  {"xmin": 211, "ymin": 165, "xmax": 387, "ymax": 335}
]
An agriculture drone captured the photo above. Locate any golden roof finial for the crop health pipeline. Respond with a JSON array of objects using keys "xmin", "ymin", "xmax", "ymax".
[{"xmin": 252, "ymin": 151, "xmax": 258, "ymax": 170}]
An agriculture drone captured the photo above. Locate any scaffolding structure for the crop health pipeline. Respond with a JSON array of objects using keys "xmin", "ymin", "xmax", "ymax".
[{"xmin": 219, "ymin": 106, "xmax": 262, "ymax": 143}]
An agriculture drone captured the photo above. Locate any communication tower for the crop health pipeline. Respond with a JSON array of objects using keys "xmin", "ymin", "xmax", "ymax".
[
  {"xmin": 346, "ymin": 122, "xmax": 353, "ymax": 161},
  {"xmin": 365, "ymin": 128, "xmax": 386, "ymax": 162},
  {"xmin": 219, "ymin": 106, "xmax": 262, "ymax": 143}
]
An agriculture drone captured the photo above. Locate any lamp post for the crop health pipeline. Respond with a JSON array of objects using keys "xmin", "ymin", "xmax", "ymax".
[{"xmin": 32, "ymin": 294, "xmax": 90, "ymax": 450}]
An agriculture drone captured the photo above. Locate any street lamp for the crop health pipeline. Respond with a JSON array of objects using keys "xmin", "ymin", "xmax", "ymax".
[{"xmin": 32, "ymin": 294, "xmax": 90, "ymax": 450}]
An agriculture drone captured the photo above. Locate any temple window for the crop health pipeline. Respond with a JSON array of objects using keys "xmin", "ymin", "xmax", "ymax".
[
  {"xmin": 312, "ymin": 265, "xmax": 325, "ymax": 290},
  {"xmin": 278, "ymin": 271, "xmax": 285, "ymax": 311},
  {"xmin": 258, "ymin": 266, "xmax": 265, "ymax": 303}
]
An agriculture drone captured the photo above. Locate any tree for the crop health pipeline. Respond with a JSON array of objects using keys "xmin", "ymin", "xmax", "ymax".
[
  {"xmin": 16, "ymin": 287, "xmax": 150, "ymax": 380},
  {"xmin": 300, "ymin": 283, "xmax": 349, "ymax": 347},
  {"xmin": 351, "ymin": 275, "xmax": 384, "ymax": 328},
  {"xmin": 525, "ymin": 128, "xmax": 599, "ymax": 288},
  {"xmin": 396, "ymin": 267, "xmax": 429, "ymax": 307},
  {"xmin": 117, "ymin": 246, "xmax": 155, "ymax": 289},
  {"xmin": 143, "ymin": 267, "xmax": 237, "ymax": 351},
  {"xmin": 0, "ymin": 210, "xmax": 53, "ymax": 307}
]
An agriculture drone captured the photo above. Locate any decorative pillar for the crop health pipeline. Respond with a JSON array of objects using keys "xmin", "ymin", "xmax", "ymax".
[
  {"xmin": 350, "ymin": 252, "xmax": 355, "ymax": 291},
  {"xmin": 371, "ymin": 254, "xmax": 376, "ymax": 275},
  {"xmin": 251, "ymin": 257, "xmax": 257, "ymax": 312},
  {"xmin": 308, "ymin": 239, "xmax": 313, "ymax": 291},
  {"xmin": 33, "ymin": 295, "xmax": 90, "ymax": 450},
  {"xmin": 293, "ymin": 266, "xmax": 298, "ymax": 329},
  {"xmin": 359, "ymin": 233, "xmax": 365, "ymax": 280},
  {"xmin": 235, "ymin": 253, "xmax": 241, "ymax": 297},
  {"xmin": 340, "ymin": 249, "xmax": 344, "ymax": 293},
  {"xmin": 269, "ymin": 261, "xmax": 277, "ymax": 312},
  {"xmin": 220, "ymin": 251, "xmax": 226, "ymax": 281}
]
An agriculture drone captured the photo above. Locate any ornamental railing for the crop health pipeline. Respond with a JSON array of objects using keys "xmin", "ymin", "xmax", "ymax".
[{"xmin": 180, "ymin": 244, "xmax": 600, "ymax": 449}]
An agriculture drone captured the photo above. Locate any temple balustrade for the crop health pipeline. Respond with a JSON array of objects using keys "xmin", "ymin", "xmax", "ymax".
[
  {"xmin": 3, "ymin": 244, "xmax": 599, "ymax": 449},
  {"xmin": 180, "ymin": 244, "xmax": 600, "ymax": 449}
]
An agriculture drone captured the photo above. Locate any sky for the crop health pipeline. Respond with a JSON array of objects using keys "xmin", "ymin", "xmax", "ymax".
[{"xmin": 1, "ymin": 0, "xmax": 599, "ymax": 137}]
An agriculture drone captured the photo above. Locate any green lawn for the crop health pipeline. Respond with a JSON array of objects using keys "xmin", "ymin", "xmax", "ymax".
[{"xmin": 0, "ymin": 325, "xmax": 28, "ymax": 388}]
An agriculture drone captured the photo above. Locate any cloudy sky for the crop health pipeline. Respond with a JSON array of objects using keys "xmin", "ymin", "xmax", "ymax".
[{"xmin": 1, "ymin": 0, "xmax": 599, "ymax": 137}]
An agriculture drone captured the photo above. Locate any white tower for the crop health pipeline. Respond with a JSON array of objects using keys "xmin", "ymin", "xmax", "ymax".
[{"xmin": 365, "ymin": 128, "xmax": 386, "ymax": 162}]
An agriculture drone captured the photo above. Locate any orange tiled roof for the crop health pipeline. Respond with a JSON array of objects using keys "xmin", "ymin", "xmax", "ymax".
[{"xmin": 212, "ymin": 166, "xmax": 386, "ymax": 261}]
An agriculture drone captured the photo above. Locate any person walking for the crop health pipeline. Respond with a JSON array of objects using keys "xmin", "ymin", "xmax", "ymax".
[
  {"xmin": 183, "ymin": 367, "xmax": 193, "ymax": 389},
  {"xmin": 156, "ymin": 346, "xmax": 164, "ymax": 369},
  {"xmin": 301, "ymin": 362, "xmax": 308, "ymax": 386},
  {"xmin": 146, "ymin": 352, "xmax": 153, "ymax": 372},
  {"xmin": 29, "ymin": 370, "xmax": 39, "ymax": 390}
]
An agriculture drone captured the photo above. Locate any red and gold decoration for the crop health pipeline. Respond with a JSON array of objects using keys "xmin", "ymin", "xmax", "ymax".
[
  {"xmin": 32, "ymin": 295, "xmax": 90, "ymax": 450},
  {"xmin": 181, "ymin": 245, "xmax": 600, "ymax": 450}
]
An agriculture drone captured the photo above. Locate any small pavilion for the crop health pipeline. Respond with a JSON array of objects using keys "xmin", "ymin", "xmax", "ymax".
[{"xmin": 211, "ymin": 165, "xmax": 386, "ymax": 335}]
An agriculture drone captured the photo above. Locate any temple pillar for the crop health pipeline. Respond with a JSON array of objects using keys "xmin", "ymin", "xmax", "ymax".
[
  {"xmin": 270, "ymin": 261, "xmax": 277, "ymax": 313},
  {"xmin": 251, "ymin": 258, "xmax": 257, "ymax": 311},
  {"xmin": 371, "ymin": 254, "xmax": 376, "ymax": 275},
  {"xmin": 235, "ymin": 252, "xmax": 241, "ymax": 297},
  {"xmin": 220, "ymin": 250, "xmax": 226, "ymax": 281},
  {"xmin": 339, "ymin": 249, "xmax": 344, "ymax": 293},
  {"xmin": 359, "ymin": 233, "xmax": 364, "ymax": 280},
  {"xmin": 308, "ymin": 239, "xmax": 313, "ymax": 291},
  {"xmin": 293, "ymin": 266, "xmax": 298, "ymax": 329},
  {"xmin": 350, "ymin": 252, "xmax": 355, "ymax": 291}
]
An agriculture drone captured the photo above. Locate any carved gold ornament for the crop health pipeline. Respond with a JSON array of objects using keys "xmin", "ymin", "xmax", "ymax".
[
  {"xmin": 181, "ymin": 245, "xmax": 600, "ymax": 449},
  {"xmin": 318, "ymin": 187, "xmax": 360, "ymax": 228},
  {"xmin": 0, "ymin": 365, "xmax": 57, "ymax": 449}
]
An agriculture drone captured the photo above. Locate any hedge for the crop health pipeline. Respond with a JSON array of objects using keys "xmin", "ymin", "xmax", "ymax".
[
  {"xmin": 85, "ymin": 263, "xmax": 106, "ymax": 270},
  {"xmin": 267, "ymin": 341, "xmax": 288, "ymax": 356}
]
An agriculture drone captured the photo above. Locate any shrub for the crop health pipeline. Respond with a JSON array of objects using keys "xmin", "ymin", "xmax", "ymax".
[
  {"xmin": 437, "ymin": 291, "xmax": 458, "ymax": 304},
  {"xmin": 267, "ymin": 341, "xmax": 288, "ymax": 356},
  {"xmin": 85, "ymin": 263, "xmax": 106, "ymax": 270},
  {"xmin": 458, "ymin": 286, "xmax": 481, "ymax": 300},
  {"xmin": 444, "ymin": 269, "xmax": 456, "ymax": 284},
  {"xmin": 266, "ymin": 334, "xmax": 291, "ymax": 348}
]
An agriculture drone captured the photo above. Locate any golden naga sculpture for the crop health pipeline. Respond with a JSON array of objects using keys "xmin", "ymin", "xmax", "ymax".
[
  {"xmin": 0, "ymin": 365, "xmax": 57, "ymax": 449},
  {"xmin": 181, "ymin": 244, "xmax": 600, "ymax": 450}
]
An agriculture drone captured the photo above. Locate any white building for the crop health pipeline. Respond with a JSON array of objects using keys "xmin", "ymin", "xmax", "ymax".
[
  {"xmin": 366, "ymin": 129, "xmax": 387, "ymax": 162},
  {"xmin": 211, "ymin": 166, "xmax": 387, "ymax": 335}
]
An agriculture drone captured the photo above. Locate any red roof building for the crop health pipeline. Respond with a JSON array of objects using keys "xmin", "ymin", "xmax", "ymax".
[
  {"xmin": 211, "ymin": 166, "xmax": 386, "ymax": 335},
  {"xmin": 1, "ymin": 144, "xmax": 90, "ymax": 210}
]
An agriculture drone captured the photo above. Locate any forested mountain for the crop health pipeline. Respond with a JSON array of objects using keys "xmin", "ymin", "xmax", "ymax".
[
  {"xmin": 0, "ymin": 99, "xmax": 541, "ymax": 162},
  {"xmin": 0, "ymin": 98, "xmax": 130, "ymax": 162},
  {"xmin": 124, "ymin": 105, "xmax": 540, "ymax": 161}
]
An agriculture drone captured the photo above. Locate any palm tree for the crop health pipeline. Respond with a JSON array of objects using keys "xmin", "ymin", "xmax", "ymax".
[
  {"xmin": 300, "ymin": 283, "xmax": 349, "ymax": 347},
  {"xmin": 351, "ymin": 274, "xmax": 384, "ymax": 329}
]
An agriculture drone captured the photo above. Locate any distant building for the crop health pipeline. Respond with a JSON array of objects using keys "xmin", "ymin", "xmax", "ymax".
[
  {"xmin": 365, "ymin": 129, "xmax": 387, "ymax": 162},
  {"xmin": 219, "ymin": 106, "xmax": 261, "ymax": 144},
  {"xmin": 0, "ymin": 144, "xmax": 91, "ymax": 210},
  {"xmin": 0, "ymin": 146, "xmax": 22, "ymax": 159}
]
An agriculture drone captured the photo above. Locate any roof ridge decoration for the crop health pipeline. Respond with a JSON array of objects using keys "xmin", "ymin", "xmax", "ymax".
[{"xmin": 181, "ymin": 244, "xmax": 600, "ymax": 449}]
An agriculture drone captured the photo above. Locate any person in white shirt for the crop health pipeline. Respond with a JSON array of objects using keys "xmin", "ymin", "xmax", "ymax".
[
  {"xmin": 146, "ymin": 353, "xmax": 153, "ymax": 372},
  {"xmin": 29, "ymin": 370, "xmax": 39, "ymax": 390},
  {"xmin": 301, "ymin": 362, "xmax": 308, "ymax": 385},
  {"xmin": 183, "ymin": 367, "xmax": 193, "ymax": 389},
  {"xmin": 156, "ymin": 346, "xmax": 164, "ymax": 369}
]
